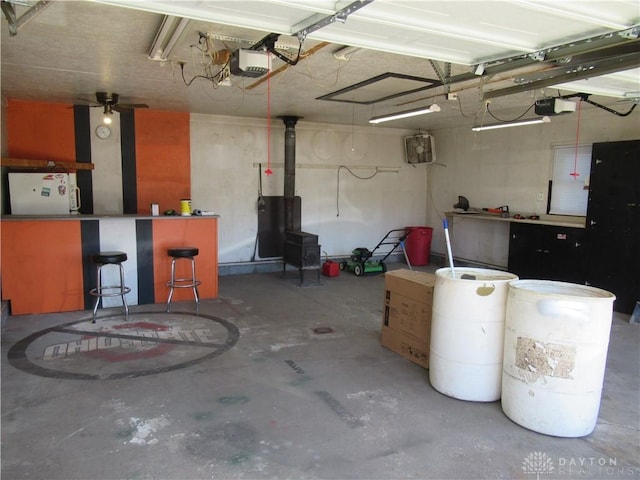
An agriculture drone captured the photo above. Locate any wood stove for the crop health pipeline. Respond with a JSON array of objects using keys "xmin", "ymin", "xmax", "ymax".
[
  {"xmin": 283, "ymin": 230, "xmax": 320, "ymax": 284},
  {"xmin": 278, "ymin": 115, "xmax": 320, "ymax": 285}
]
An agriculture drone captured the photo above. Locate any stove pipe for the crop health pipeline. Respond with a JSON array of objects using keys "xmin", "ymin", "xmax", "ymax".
[{"xmin": 280, "ymin": 116, "xmax": 301, "ymax": 232}]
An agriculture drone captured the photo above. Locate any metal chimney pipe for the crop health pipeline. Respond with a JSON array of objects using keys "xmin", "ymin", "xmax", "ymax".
[{"xmin": 280, "ymin": 115, "xmax": 301, "ymax": 232}]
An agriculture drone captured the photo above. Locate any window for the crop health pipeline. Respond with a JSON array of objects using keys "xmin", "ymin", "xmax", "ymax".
[{"xmin": 549, "ymin": 145, "xmax": 592, "ymax": 216}]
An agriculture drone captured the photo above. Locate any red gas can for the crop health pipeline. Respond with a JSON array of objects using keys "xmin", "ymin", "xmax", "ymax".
[{"xmin": 322, "ymin": 260, "xmax": 340, "ymax": 277}]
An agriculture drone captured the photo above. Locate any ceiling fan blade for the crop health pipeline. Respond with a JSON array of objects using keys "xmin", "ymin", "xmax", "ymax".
[
  {"xmin": 76, "ymin": 97, "xmax": 101, "ymax": 106},
  {"xmin": 113, "ymin": 103, "xmax": 150, "ymax": 112}
]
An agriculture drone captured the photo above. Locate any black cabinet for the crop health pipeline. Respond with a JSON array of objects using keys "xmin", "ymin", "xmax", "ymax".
[
  {"xmin": 585, "ymin": 140, "xmax": 640, "ymax": 314},
  {"xmin": 508, "ymin": 222, "xmax": 585, "ymax": 283}
]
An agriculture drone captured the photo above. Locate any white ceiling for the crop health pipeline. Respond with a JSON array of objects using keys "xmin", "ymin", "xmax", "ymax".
[{"xmin": 1, "ymin": 0, "xmax": 639, "ymax": 131}]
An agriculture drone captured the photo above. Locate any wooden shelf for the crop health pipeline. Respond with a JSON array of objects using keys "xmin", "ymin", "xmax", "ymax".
[{"xmin": 1, "ymin": 157, "xmax": 94, "ymax": 171}]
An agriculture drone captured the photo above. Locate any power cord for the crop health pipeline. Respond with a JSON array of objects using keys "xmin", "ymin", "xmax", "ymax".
[
  {"xmin": 486, "ymin": 102, "xmax": 534, "ymax": 122},
  {"xmin": 336, "ymin": 165, "xmax": 379, "ymax": 217},
  {"xmin": 179, "ymin": 32, "xmax": 231, "ymax": 87}
]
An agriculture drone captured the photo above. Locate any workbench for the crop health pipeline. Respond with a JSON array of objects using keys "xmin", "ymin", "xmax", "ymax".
[{"xmin": 442, "ymin": 211, "xmax": 585, "ymax": 270}]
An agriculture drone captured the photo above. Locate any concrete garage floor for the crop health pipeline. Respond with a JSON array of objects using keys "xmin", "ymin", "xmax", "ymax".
[{"xmin": 1, "ymin": 263, "xmax": 639, "ymax": 480}]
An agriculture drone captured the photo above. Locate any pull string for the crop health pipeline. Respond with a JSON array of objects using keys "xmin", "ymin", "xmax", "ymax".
[
  {"xmin": 570, "ymin": 99, "xmax": 582, "ymax": 179},
  {"xmin": 265, "ymin": 52, "xmax": 273, "ymax": 176},
  {"xmin": 351, "ymin": 105, "xmax": 355, "ymax": 152}
]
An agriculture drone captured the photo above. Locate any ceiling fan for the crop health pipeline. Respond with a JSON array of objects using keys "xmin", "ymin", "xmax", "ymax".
[{"xmin": 79, "ymin": 92, "xmax": 149, "ymax": 123}]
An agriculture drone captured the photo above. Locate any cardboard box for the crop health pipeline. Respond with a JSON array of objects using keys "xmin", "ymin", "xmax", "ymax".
[
  {"xmin": 384, "ymin": 269, "xmax": 435, "ymax": 305},
  {"xmin": 381, "ymin": 326, "xmax": 430, "ymax": 369},
  {"xmin": 381, "ymin": 269, "xmax": 435, "ymax": 369}
]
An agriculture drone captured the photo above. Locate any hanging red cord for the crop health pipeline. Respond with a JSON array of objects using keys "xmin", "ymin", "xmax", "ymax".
[
  {"xmin": 264, "ymin": 52, "xmax": 273, "ymax": 176},
  {"xmin": 570, "ymin": 99, "xmax": 582, "ymax": 179}
]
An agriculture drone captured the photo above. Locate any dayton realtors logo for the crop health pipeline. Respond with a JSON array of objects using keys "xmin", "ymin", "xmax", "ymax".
[
  {"xmin": 523, "ymin": 452, "xmax": 638, "ymax": 478},
  {"xmin": 522, "ymin": 451, "xmax": 554, "ymax": 480}
]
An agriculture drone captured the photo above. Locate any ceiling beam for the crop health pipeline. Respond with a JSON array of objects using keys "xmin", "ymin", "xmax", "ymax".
[{"xmin": 1, "ymin": 0, "xmax": 53, "ymax": 36}]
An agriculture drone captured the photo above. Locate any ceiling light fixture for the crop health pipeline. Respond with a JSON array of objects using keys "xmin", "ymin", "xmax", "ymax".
[
  {"xmin": 148, "ymin": 15, "xmax": 190, "ymax": 61},
  {"xmin": 369, "ymin": 104, "xmax": 441, "ymax": 124},
  {"xmin": 472, "ymin": 116, "xmax": 551, "ymax": 132},
  {"xmin": 103, "ymin": 105, "xmax": 113, "ymax": 125}
]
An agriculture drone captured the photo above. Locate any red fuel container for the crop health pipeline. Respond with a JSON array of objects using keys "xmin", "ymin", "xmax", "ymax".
[{"xmin": 322, "ymin": 260, "xmax": 340, "ymax": 277}]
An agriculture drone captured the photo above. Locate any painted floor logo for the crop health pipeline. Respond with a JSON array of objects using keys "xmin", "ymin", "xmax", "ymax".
[
  {"xmin": 523, "ymin": 451, "xmax": 554, "ymax": 480},
  {"xmin": 7, "ymin": 311, "xmax": 240, "ymax": 380}
]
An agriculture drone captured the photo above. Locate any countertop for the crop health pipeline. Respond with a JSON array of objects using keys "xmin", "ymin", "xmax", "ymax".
[{"xmin": 445, "ymin": 211, "xmax": 585, "ymax": 228}]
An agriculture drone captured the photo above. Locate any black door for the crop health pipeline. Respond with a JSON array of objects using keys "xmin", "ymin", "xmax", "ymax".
[{"xmin": 585, "ymin": 140, "xmax": 640, "ymax": 314}]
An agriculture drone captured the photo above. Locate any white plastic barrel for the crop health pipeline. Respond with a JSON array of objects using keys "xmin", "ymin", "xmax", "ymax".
[
  {"xmin": 429, "ymin": 267, "xmax": 519, "ymax": 401},
  {"xmin": 501, "ymin": 280, "xmax": 616, "ymax": 437}
]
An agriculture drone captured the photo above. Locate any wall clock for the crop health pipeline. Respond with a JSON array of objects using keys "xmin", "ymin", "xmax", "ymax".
[{"xmin": 95, "ymin": 124, "xmax": 111, "ymax": 139}]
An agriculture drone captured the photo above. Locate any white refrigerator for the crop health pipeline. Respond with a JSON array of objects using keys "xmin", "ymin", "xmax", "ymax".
[{"xmin": 9, "ymin": 172, "xmax": 79, "ymax": 215}]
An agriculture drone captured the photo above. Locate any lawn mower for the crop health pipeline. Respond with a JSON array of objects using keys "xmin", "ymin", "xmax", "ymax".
[{"xmin": 339, "ymin": 228, "xmax": 411, "ymax": 276}]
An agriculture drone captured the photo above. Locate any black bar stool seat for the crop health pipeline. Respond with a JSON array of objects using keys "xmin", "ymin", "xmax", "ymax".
[
  {"xmin": 166, "ymin": 247, "xmax": 201, "ymax": 312},
  {"xmin": 89, "ymin": 251, "xmax": 131, "ymax": 323}
]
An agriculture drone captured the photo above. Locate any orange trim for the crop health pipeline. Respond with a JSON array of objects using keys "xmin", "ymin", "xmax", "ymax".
[
  {"xmin": 152, "ymin": 218, "xmax": 218, "ymax": 303},
  {"xmin": 135, "ymin": 110, "xmax": 191, "ymax": 214},
  {"xmin": 1, "ymin": 220, "xmax": 84, "ymax": 314}
]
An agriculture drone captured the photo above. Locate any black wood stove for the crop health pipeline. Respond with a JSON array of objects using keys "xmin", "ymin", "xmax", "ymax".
[
  {"xmin": 283, "ymin": 230, "xmax": 320, "ymax": 284},
  {"xmin": 279, "ymin": 116, "xmax": 320, "ymax": 284}
]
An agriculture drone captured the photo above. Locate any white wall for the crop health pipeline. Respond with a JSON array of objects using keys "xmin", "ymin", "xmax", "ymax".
[
  {"xmin": 426, "ymin": 105, "xmax": 640, "ymax": 267},
  {"xmin": 90, "ymin": 108, "xmax": 124, "ymax": 214},
  {"xmin": 1, "ymin": 95, "xmax": 7, "ymax": 157},
  {"xmin": 190, "ymin": 114, "xmax": 427, "ymax": 263}
]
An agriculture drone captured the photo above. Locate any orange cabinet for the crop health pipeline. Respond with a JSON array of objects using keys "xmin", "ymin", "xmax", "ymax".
[{"xmin": 1, "ymin": 219, "xmax": 85, "ymax": 314}]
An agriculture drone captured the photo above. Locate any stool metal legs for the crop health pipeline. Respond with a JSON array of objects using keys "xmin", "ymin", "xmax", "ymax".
[
  {"xmin": 166, "ymin": 256, "xmax": 201, "ymax": 312},
  {"xmin": 90, "ymin": 263, "xmax": 130, "ymax": 323}
]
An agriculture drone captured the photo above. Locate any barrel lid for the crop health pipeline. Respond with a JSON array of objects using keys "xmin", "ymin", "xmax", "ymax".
[
  {"xmin": 435, "ymin": 267, "xmax": 518, "ymax": 282},
  {"xmin": 509, "ymin": 280, "xmax": 616, "ymax": 299}
]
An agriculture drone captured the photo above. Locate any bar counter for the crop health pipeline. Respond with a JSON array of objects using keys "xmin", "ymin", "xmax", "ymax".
[{"xmin": 1, "ymin": 214, "xmax": 219, "ymax": 315}]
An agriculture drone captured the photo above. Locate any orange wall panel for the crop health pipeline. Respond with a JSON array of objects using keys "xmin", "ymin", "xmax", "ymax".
[
  {"xmin": 1, "ymin": 220, "xmax": 84, "ymax": 314},
  {"xmin": 7, "ymin": 99, "xmax": 76, "ymax": 162},
  {"xmin": 152, "ymin": 218, "xmax": 218, "ymax": 303},
  {"xmin": 135, "ymin": 110, "xmax": 190, "ymax": 214}
]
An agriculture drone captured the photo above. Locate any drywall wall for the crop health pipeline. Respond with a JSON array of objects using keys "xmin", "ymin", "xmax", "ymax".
[
  {"xmin": 90, "ymin": 107, "xmax": 124, "ymax": 214},
  {"xmin": 1, "ymin": 100, "xmax": 422, "ymax": 265},
  {"xmin": 9, "ymin": 97, "xmax": 635, "ymax": 269},
  {"xmin": 190, "ymin": 114, "xmax": 424, "ymax": 263},
  {"xmin": 426, "ymin": 104, "xmax": 640, "ymax": 267},
  {"xmin": 135, "ymin": 109, "xmax": 191, "ymax": 213},
  {"xmin": 1, "ymin": 96, "xmax": 6, "ymax": 157}
]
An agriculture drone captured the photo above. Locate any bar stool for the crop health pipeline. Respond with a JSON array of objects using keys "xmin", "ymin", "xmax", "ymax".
[
  {"xmin": 89, "ymin": 251, "xmax": 131, "ymax": 323},
  {"xmin": 166, "ymin": 247, "xmax": 201, "ymax": 312}
]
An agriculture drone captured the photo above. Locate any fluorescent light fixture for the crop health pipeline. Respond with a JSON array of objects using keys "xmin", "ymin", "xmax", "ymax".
[
  {"xmin": 148, "ymin": 15, "xmax": 190, "ymax": 61},
  {"xmin": 369, "ymin": 104, "xmax": 441, "ymax": 124},
  {"xmin": 472, "ymin": 116, "xmax": 551, "ymax": 132}
]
